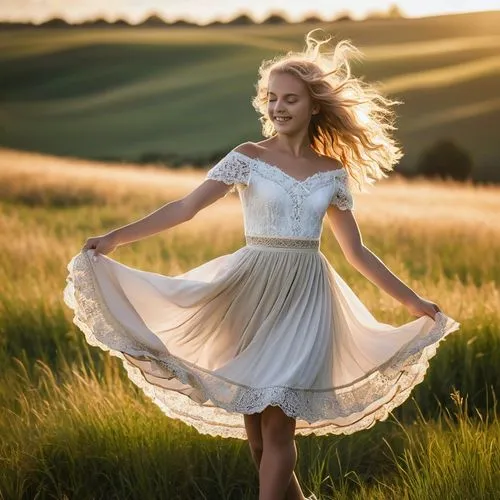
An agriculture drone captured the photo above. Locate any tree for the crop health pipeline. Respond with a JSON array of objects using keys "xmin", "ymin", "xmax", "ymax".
[
  {"xmin": 302, "ymin": 15, "xmax": 323, "ymax": 24},
  {"xmin": 41, "ymin": 17, "xmax": 70, "ymax": 28},
  {"xmin": 261, "ymin": 13, "xmax": 287, "ymax": 25},
  {"xmin": 77, "ymin": 19, "xmax": 111, "ymax": 27},
  {"xmin": 139, "ymin": 13, "xmax": 168, "ymax": 27},
  {"xmin": 170, "ymin": 19, "xmax": 197, "ymax": 27},
  {"xmin": 205, "ymin": 20, "xmax": 223, "ymax": 27},
  {"xmin": 387, "ymin": 4, "xmax": 405, "ymax": 18},
  {"xmin": 227, "ymin": 14, "xmax": 255, "ymax": 25},
  {"xmin": 114, "ymin": 19, "xmax": 131, "ymax": 27},
  {"xmin": 416, "ymin": 139, "xmax": 474, "ymax": 181},
  {"xmin": 332, "ymin": 11, "xmax": 353, "ymax": 22}
]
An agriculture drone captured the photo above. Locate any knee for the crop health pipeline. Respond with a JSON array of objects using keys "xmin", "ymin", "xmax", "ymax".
[
  {"xmin": 249, "ymin": 442, "xmax": 263, "ymax": 464},
  {"xmin": 248, "ymin": 435, "xmax": 264, "ymax": 456},
  {"xmin": 247, "ymin": 435, "xmax": 263, "ymax": 469},
  {"xmin": 244, "ymin": 413, "xmax": 264, "ymax": 456}
]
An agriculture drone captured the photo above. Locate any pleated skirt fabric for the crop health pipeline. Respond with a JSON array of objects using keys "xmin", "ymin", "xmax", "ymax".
[{"xmin": 63, "ymin": 237, "xmax": 460, "ymax": 439}]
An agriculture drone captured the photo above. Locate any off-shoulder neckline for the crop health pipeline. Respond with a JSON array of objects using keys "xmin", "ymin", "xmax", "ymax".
[{"xmin": 231, "ymin": 150, "xmax": 347, "ymax": 185}]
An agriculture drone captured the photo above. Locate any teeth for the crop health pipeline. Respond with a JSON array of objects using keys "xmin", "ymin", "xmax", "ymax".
[{"xmin": 275, "ymin": 117, "xmax": 291, "ymax": 122}]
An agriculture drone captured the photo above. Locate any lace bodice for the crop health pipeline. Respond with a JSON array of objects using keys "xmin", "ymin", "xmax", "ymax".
[{"xmin": 205, "ymin": 150, "xmax": 354, "ymax": 239}]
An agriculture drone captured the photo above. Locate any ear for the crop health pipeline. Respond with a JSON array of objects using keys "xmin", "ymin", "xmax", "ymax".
[{"xmin": 311, "ymin": 103, "xmax": 320, "ymax": 116}]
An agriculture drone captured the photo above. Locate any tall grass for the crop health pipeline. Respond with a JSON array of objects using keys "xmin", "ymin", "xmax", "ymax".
[
  {"xmin": 0, "ymin": 149, "xmax": 499, "ymax": 498},
  {"xmin": 1, "ymin": 357, "xmax": 498, "ymax": 499}
]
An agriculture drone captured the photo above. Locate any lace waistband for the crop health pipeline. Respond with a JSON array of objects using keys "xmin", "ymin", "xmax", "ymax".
[{"xmin": 245, "ymin": 235, "xmax": 320, "ymax": 251}]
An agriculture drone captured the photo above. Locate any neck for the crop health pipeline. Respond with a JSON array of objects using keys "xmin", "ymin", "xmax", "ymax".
[{"xmin": 272, "ymin": 130, "xmax": 312, "ymax": 158}]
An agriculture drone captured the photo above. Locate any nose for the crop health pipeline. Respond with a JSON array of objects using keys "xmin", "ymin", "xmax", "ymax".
[{"xmin": 274, "ymin": 101, "xmax": 287, "ymax": 113}]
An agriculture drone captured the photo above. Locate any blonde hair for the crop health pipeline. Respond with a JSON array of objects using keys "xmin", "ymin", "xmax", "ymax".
[{"xmin": 252, "ymin": 30, "xmax": 404, "ymax": 192}]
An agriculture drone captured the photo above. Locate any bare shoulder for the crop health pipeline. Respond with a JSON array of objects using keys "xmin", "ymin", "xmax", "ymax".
[
  {"xmin": 233, "ymin": 142, "xmax": 260, "ymax": 158},
  {"xmin": 234, "ymin": 140, "xmax": 276, "ymax": 159},
  {"xmin": 316, "ymin": 155, "xmax": 345, "ymax": 172}
]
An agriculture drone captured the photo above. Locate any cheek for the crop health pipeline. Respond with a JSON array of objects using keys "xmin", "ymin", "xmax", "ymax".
[{"xmin": 295, "ymin": 103, "xmax": 312, "ymax": 120}]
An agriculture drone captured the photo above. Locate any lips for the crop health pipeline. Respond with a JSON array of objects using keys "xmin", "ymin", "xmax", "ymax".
[{"xmin": 274, "ymin": 116, "xmax": 291, "ymax": 122}]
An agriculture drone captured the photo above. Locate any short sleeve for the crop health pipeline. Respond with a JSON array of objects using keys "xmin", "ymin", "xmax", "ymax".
[
  {"xmin": 330, "ymin": 171, "xmax": 354, "ymax": 211},
  {"xmin": 205, "ymin": 151, "xmax": 251, "ymax": 195}
]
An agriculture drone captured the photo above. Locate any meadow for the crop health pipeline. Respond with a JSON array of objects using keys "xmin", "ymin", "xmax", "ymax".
[
  {"xmin": 1, "ymin": 10, "xmax": 500, "ymax": 180},
  {"xmin": 0, "ymin": 147, "xmax": 499, "ymax": 499}
]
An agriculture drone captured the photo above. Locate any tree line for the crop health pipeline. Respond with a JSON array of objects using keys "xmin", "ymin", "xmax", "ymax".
[{"xmin": 0, "ymin": 6, "xmax": 405, "ymax": 29}]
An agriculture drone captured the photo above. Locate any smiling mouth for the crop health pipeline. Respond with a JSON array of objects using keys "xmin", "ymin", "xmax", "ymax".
[{"xmin": 274, "ymin": 116, "xmax": 291, "ymax": 122}]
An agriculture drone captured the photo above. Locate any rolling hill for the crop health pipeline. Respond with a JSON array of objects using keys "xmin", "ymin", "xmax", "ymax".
[{"xmin": 1, "ymin": 11, "xmax": 499, "ymax": 180}]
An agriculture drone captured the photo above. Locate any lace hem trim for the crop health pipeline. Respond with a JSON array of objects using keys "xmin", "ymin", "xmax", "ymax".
[{"xmin": 64, "ymin": 250, "xmax": 460, "ymax": 439}]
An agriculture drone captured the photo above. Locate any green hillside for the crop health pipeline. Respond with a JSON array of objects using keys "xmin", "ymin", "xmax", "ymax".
[{"xmin": 1, "ymin": 11, "xmax": 499, "ymax": 179}]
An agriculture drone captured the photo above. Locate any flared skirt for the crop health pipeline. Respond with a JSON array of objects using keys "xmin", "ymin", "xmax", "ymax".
[{"xmin": 63, "ymin": 237, "xmax": 460, "ymax": 439}]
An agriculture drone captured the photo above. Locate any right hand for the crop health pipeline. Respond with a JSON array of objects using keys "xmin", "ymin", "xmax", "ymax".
[
  {"xmin": 404, "ymin": 294, "xmax": 441, "ymax": 321},
  {"xmin": 81, "ymin": 232, "xmax": 118, "ymax": 257}
]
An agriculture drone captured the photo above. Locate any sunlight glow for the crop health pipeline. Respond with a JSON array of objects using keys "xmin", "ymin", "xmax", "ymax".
[{"xmin": 0, "ymin": 0, "xmax": 498, "ymax": 24}]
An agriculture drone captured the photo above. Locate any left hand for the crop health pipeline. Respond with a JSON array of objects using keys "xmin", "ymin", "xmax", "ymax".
[
  {"xmin": 404, "ymin": 295, "xmax": 441, "ymax": 320},
  {"xmin": 81, "ymin": 232, "xmax": 118, "ymax": 257}
]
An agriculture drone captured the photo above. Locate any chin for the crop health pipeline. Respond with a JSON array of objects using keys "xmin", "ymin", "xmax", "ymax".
[{"xmin": 275, "ymin": 125, "xmax": 306, "ymax": 136}]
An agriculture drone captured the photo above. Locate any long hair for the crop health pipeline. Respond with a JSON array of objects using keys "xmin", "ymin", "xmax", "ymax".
[{"xmin": 252, "ymin": 30, "xmax": 404, "ymax": 192}]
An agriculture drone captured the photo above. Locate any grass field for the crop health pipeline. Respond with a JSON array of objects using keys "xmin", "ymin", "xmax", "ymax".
[
  {"xmin": 1, "ymin": 11, "xmax": 500, "ymax": 180},
  {"xmin": 0, "ymin": 147, "xmax": 499, "ymax": 499}
]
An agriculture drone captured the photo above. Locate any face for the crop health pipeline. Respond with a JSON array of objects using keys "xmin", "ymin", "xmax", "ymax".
[{"xmin": 267, "ymin": 70, "xmax": 319, "ymax": 136}]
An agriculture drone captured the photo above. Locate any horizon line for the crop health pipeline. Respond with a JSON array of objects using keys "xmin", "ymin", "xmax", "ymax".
[{"xmin": 1, "ymin": 8, "xmax": 498, "ymax": 27}]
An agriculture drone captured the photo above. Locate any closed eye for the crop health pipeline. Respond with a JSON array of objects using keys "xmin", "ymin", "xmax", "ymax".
[{"xmin": 268, "ymin": 98, "xmax": 298, "ymax": 103}]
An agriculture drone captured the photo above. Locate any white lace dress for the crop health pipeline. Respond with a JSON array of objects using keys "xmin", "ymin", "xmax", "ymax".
[{"xmin": 63, "ymin": 150, "xmax": 460, "ymax": 439}]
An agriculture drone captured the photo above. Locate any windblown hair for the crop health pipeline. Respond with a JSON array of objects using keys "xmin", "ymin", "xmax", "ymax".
[{"xmin": 252, "ymin": 30, "xmax": 404, "ymax": 192}]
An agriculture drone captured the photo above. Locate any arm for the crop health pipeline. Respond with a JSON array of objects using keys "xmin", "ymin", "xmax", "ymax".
[
  {"xmin": 326, "ymin": 205, "xmax": 441, "ymax": 319},
  {"xmin": 110, "ymin": 179, "xmax": 231, "ymax": 245},
  {"xmin": 82, "ymin": 178, "xmax": 231, "ymax": 253},
  {"xmin": 109, "ymin": 142, "xmax": 258, "ymax": 246},
  {"xmin": 83, "ymin": 146, "xmax": 251, "ymax": 255}
]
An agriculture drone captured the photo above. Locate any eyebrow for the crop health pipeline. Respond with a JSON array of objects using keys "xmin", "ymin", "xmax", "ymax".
[{"xmin": 267, "ymin": 92, "xmax": 300, "ymax": 97}]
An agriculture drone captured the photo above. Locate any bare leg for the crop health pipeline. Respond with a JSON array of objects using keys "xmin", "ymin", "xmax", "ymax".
[
  {"xmin": 254, "ymin": 406, "xmax": 306, "ymax": 500},
  {"xmin": 244, "ymin": 413, "xmax": 306, "ymax": 500},
  {"xmin": 244, "ymin": 412, "xmax": 264, "ymax": 470}
]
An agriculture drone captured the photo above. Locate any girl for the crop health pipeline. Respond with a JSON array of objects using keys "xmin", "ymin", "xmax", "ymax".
[{"xmin": 64, "ymin": 31, "xmax": 460, "ymax": 500}]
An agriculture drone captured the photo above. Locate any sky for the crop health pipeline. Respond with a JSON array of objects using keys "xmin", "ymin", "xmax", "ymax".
[{"xmin": 1, "ymin": 0, "xmax": 498, "ymax": 24}]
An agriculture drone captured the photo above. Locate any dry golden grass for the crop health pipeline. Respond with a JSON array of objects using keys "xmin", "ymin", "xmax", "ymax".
[
  {"xmin": 1, "ymin": 147, "xmax": 499, "ymax": 499},
  {"xmin": 2, "ymin": 146, "xmax": 499, "ymax": 230},
  {"xmin": 0, "ymin": 146, "xmax": 497, "ymax": 311},
  {"xmin": 1, "ymin": 146, "xmax": 498, "ymax": 320}
]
